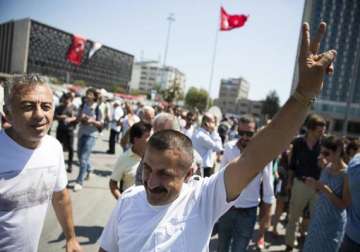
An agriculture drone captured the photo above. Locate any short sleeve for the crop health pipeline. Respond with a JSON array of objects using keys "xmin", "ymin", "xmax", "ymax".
[
  {"xmin": 99, "ymin": 200, "xmax": 121, "ymax": 252},
  {"xmin": 198, "ymin": 168, "xmax": 236, "ymax": 225},
  {"xmin": 53, "ymin": 143, "xmax": 68, "ymax": 192},
  {"xmin": 111, "ymin": 155, "xmax": 126, "ymax": 182}
]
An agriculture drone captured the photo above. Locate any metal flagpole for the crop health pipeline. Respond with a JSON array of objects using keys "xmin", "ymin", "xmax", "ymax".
[
  {"xmin": 207, "ymin": 16, "xmax": 220, "ymax": 110},
  {"xmin": 163, "ymin": 13, "xmax": 175, "ymax": 66}
]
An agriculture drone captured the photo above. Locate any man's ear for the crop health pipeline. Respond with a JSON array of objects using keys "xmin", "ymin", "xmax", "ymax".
[
  {"xmin": 184, "ymin": 167, "xmax": 194, "ymax": 182},
  {"xmin": 3, "ymin": 105, "xmax": 12, "ymax": 122}
]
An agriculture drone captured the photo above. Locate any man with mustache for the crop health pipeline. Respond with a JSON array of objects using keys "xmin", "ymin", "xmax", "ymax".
[
  {"xmin": 217, "ymin": 115, "xmax": 274, "ymax": 252},
  {"xmin": 99, "ymin": 22, "xmax": 336, "ymax": 252},
  {"xmin": 0, "ymin": 74, "xmax": 82, "ymax": 251}
]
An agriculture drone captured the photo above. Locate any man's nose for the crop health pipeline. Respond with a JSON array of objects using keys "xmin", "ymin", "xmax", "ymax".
[
  {"xmin": 147, "ymin": 174, "xmax": 160, "ymax": 189},
  {"xmin": 33, "ymin": 105, "xmax": 45, "ymax": 119}
]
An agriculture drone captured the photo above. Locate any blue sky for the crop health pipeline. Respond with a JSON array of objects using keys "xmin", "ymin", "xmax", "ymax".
[{"xmin": 0, "ymin": 0, "xmax": 305, "ymax": 104}]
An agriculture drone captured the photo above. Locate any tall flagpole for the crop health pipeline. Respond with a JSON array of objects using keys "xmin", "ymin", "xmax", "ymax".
[{"xmin": 207, "ymin": 11, "xmax": 220, "ymax": 110}]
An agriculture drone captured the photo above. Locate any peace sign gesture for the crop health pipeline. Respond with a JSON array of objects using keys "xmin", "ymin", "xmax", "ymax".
[{"xmin": 297, "ymin": 22, "xmax": 337, "ymax": 98}]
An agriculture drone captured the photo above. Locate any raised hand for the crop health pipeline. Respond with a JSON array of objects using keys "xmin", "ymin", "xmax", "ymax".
[{"xmin": 297, "ymin": 22, "xmax": 337, "ymax": 98}]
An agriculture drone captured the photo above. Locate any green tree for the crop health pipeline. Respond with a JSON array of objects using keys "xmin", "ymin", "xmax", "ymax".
[
  {"xmin": 161, "ymin": 83, "xmax": 184, "ymax": 103},
  {"xmin": 73, "ymin": 80, "xmax": 86, "ymax": 87},
  {"xmin": 261, "ymin": 90, "xmax": 280, "ymax": 119},
  {"xmin": 185, "ymin": 87, "xmax": 209, "ymax": 112}
]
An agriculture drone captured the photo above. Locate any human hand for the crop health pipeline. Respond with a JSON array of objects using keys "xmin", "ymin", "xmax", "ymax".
[
  {"xmin": 66, "ymin": 238, "xmax": 83, "ymax": 252},
  {"xmin": 296, "ymin": 22, "xmax": 337, "ymax": 98}
]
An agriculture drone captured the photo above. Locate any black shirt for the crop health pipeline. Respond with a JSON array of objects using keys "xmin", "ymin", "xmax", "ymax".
[
  {"xmin": 289, "ymin": 136, "xmax": 322, "ymax": 180},
  {"xmin": 55, "ymin": 104, "xmax": 77, "ymax": 131}
]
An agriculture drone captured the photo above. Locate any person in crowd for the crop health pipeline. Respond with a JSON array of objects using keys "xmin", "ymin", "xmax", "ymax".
[
  {"xmin": 107, "ymin": 101, "xmax": 124, "ymax": 154},
  {"xmin": 217, "ymin": 115, "xmax": 274, "ymax": 252},
  {"xmin": 345, "ymin": 138, "xmax": 360, "ymax": 162},
  {"xmin": 285, "ymin": 113, "xmax": 326, "ymax": 250},
  {"xmin": 54, "ymin": 92, "xmax": 77, "ymax": 173},
  {"xmin": 109, "ymin": 121, "xmax": 152, "ymax": 199},
  {"xmin": 340, "ymin": 139, "xmax": 360, "ymax": 251},
  {"xmin": 272, "ymin": 146, "xmax": 292, "ymax": 236},
  {"xmin": 0, "ymin": 74, "xmax": 82, "ymax": 251},
  {"xmin": 98, "ymin": 22, "xmax": 336, "ymax": 252},
  {"xmin": 120, "ymin": 102, "xmax": 140, "ymax": 151},
  {"xmin": 181, "ymin": 111, "xmax": 196, "ymax": 139},
  {"xmin": 74, "ymin": 88, "xmax": 104, "ymax": 191},
  {"xmin": 192, "ymin": 112, "xmax": 223, "ymax": 177},
  {"xmin": 303, "ymin": 136, "xmax": 350, "ymax": 252},
  {"xmin": 139, "ymin": 105, "xmax": 155, "ymax": 124}
]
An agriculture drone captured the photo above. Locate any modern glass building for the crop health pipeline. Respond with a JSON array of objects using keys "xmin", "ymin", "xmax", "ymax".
[
  {"xmin": 0, "ymin": 18, "xmax": 134, "ymax": 91},
  {"xmin": 292, "ymin": 0, "xmax": 360, "ymax": 136}
]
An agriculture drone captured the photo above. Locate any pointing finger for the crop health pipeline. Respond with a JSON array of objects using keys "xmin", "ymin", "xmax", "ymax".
[
  {"xmin": 300, "ymin": 23, "xmax": 310, "ymax": 63},
  {"xmin": 310, "ymin": 22, "xmax": 327, "ymax": 54}
]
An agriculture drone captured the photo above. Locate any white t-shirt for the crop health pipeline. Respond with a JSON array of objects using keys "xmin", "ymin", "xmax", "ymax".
[
  {"xmin": 0, "ymin": 130, "xmax": 67, "ymax": 251},
  {"xmin": 99, "ymin": 168, "xmax": 234, "ymax": 252}
]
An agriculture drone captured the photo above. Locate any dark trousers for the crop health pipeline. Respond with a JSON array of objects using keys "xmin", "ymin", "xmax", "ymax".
[
  {"xmin": 340, "ymin": 234, "xmax": 360, "ymax": 252},
  {"xmin": 56, "ymin": 129, "xmax": 74, "ymax": 169},
  {"xmin": 108, "ymin": 129, "xmax": 120, "ymax": 154}
]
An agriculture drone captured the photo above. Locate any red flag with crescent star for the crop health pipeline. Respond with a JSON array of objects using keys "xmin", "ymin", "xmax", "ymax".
[
  {"xmin": 220, "ymin": 7, "xmax": 248, "ymax": 31},
  {"xmin": 67, "ymin": 35, "xmax": 86, "ymax": 65}
]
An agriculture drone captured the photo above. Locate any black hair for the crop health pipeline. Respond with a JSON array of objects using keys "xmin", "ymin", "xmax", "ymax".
[
  {"xmin": 306, "ymin": 113, "xmax": 326, "ymax": 130},
  {"xmin": 147, "ymin": 129, "xmax": 194, "ymax": 172},
  {"xmin": 86, "ymin": 88, "xmax": 99, "ymax": 102},
  {"xmin": 129, "ymin": 121, "xmax": 152, "ymax": 144}
]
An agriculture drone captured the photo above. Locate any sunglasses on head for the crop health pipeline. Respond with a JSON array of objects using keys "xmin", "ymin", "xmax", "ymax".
[{"xmin": 238, "ymin": 130, "xmax": 254, "ymax": 137}]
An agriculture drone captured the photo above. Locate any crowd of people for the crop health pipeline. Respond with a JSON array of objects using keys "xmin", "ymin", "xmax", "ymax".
[{"xmin": 0, "ymin": 22, "xmax": 359, "ymax": 252}]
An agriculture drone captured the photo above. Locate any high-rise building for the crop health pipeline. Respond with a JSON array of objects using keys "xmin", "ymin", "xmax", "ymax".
[
  {"xmin": 0, "ymin": 18, "xmax": 134, "ymax": 91},
  {"xmin": 214, "ymin": 77, "xmax": 250, "ymax": 114},
  {"xmin": 129, "ymin": 61, "xmax": 186, "ymax": 94},
  {"xmin": 292, "ymin": 0, "xmax": 360, "ymax": 136}
]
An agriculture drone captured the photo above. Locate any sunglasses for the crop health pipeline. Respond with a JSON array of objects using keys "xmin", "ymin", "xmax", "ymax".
[
  {"xmin": 320, "ymin": 150, "xmax": 331, "ymax": 157},
  {"xmin": 238, "ymin": 130, "xmax": 255, "ymax": 138}
]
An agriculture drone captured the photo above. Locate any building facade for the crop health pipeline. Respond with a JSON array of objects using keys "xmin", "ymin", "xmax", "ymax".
[
  {"xmin": 129, "ymin": 60, "xmax": 186, "ymax": 93},
  {"xmin": 214, "ymin": 78, "xmax": 249, "ymax": 114},
  {"xmin": 291, "ymin": 0, "xmax": 360, "ymax": 136},
  {"xmin": 0, "ymin": 18, "xmax": 134, "ymax": 91}
]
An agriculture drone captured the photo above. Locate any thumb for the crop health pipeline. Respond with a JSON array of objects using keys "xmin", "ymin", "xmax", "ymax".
[{"xmin": 317, "ymin": 50, "xmax": 337, "ymax": 69}]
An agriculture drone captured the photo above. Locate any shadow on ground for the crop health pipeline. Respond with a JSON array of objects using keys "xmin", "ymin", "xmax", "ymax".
[{"xmin": 48, "ymin": 225, "xmax": 103, "ymax": 245}]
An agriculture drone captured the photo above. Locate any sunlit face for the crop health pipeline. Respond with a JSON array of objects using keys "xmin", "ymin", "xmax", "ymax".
[
  {"xmin": 309, "ymin": 124, "xmax": 326, "ymax": 139},
  {"xmin": 85, "ymin": 90, "xmax": 96, "ymax": 104},
  {"xmin": 5, "ymin": 85, "xmax": 54, "ymax": 149},
  {"xmin": 142, "ymin": 147, "xmax": 191, "ymax": 205},
  {"xmin": 237, "ymin": 122, "xmax": 256, "ymax": 149}
]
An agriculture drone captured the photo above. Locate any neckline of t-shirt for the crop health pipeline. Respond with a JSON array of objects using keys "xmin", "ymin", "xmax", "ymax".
[{"xmin": 1, "ymin": 129, "xmax": 41, "ymax": 153}]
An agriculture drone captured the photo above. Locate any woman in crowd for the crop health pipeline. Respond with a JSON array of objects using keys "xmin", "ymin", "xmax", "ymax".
[{"xmin": 303, "ymin": 136, "xmax": 351, "ymax": 252}]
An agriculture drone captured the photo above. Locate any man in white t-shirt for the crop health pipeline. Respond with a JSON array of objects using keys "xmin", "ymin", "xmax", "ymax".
[
  {"xmin": 0, "ymin": 74, "xmax": 81, "ymax": 251},
  {"xmin": 98, "ymin": 22, "xmax": 337, "ymax": 252},
  {"xmin": 218, "ymin": 115, "xmax": 274, "ymax": 251}
]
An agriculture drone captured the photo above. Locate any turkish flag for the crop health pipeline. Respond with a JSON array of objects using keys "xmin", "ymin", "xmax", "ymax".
[
  {"xmin": 67, "ymin": 35, "xmax": 86, "ymax": 65},
  {"xmin": 220, "ymin": 7, "xmax": 248, "ymax": 31}
]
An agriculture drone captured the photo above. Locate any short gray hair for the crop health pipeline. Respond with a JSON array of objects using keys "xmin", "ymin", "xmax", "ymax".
[
  {"xmin": 4, "ymin": 73, "xmax": 50, "ymax": 107},
  {"xmin": 153, "ymin": 112, "xmax": 181, "ymax": 132}
]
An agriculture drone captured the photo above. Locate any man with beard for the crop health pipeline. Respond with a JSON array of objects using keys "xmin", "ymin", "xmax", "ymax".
[
  {"xmin": 0, "ymin": 74, "xmax": 81, "ymax": 251},
  {"xmin": 217, "ymin": 115, "xmax": 274, "ymax": 251},
  {"xmin": 98, "ymin": 22, "xmax": 336, "ymax": 252}
]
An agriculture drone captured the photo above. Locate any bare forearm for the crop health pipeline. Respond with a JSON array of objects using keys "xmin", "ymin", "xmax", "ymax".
[
  {"xmin": 52, "ymin": 189, "xmax": 76, "ymax": 240},
  {"xmin": 225, "ymin": 96, "xmax": 309, "ymax": 200},
  {"xmin": 321, "ymin": 186, "xmax": 347, "ymax": 209},
  {"xmin": 109, "ymin": 180, "xmax": 121, "ymax": 199}
]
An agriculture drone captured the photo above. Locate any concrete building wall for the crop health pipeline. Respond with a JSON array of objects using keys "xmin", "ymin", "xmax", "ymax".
[{"xmin": 10, "ymin": 18, "xmax": 31, "ymax": 74}]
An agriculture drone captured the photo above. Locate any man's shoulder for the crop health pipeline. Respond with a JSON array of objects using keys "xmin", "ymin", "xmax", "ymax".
[
  {"xmin": 43, "ymin": 134, "xmax": 62, "ymax": 148},
  {"xmin": 121, "ymin": 185, "xmax": 145, "ymax": 200},
  {"xmin": 224, "ymin": 139, "xmax": 237, "ymax": 150}
]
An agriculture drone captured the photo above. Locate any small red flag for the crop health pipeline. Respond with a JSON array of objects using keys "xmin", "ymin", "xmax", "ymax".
[
  {"xmin": 67, "ymin": 35, "xmax": 86, "ymax": 65},
  {"xmin": 220, "ymin": 7, "xmax": 248, "ymax": 31}
]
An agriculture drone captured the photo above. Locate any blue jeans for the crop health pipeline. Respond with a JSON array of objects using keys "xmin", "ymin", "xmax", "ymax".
[
  {"xmin": 218, "ymin": 206, "xmax": 257, "ymax": 252},
  {"xmin": 77, "ymin": 134, "xmax": 96, "ymax": 185}
]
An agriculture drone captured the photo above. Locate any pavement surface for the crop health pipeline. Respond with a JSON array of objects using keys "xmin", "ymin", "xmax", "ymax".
[{"xmin": 39, "ymin": 128, "xmax": 300, "ymax": 252}]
